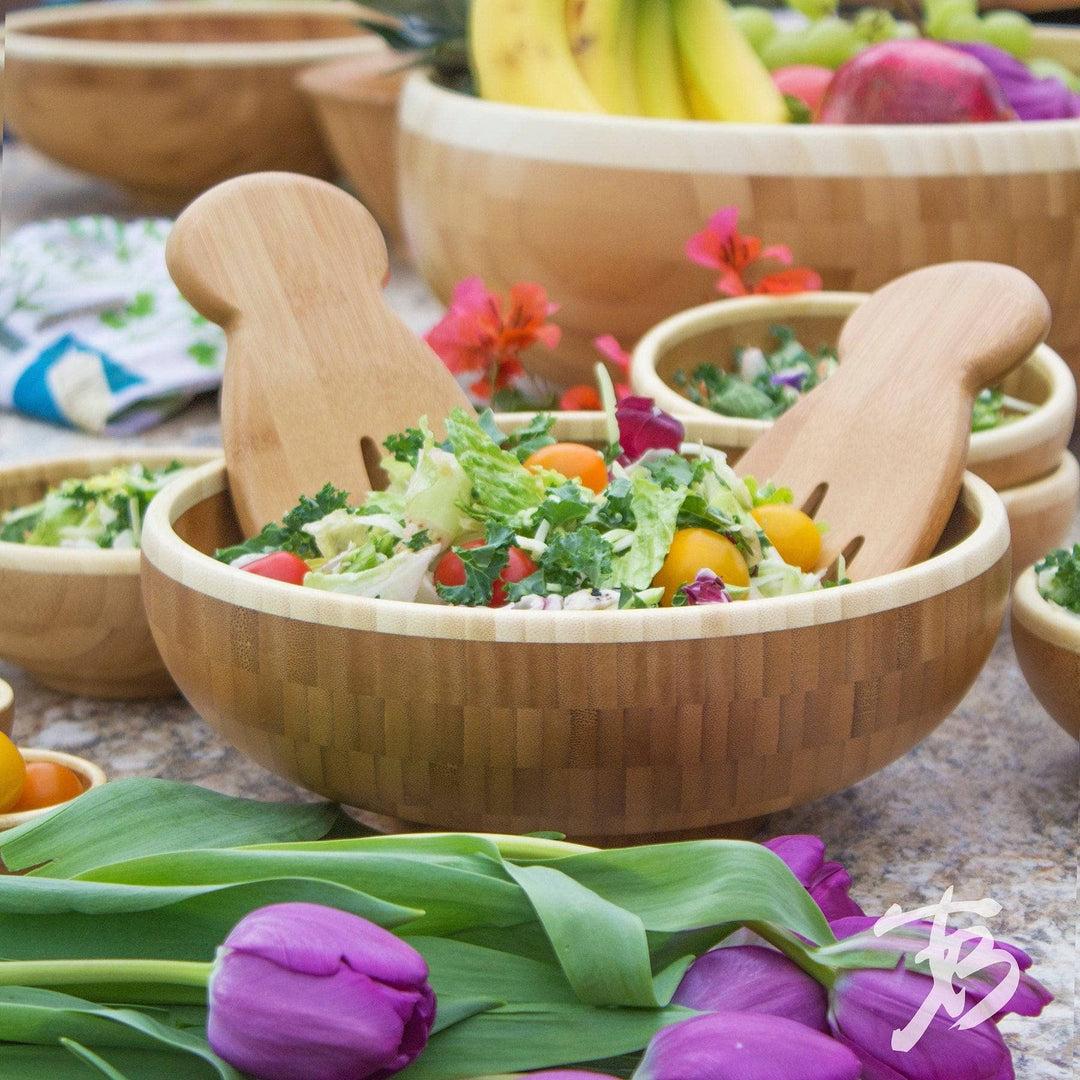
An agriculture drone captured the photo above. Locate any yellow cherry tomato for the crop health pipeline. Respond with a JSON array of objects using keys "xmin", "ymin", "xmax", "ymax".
[
  {"xmin": 523, "ymin": 442, "xmax": 608, "ymax": 495},
  {"xmin": 652, "ymin": 528, "xmax": 750, "ymax": 607},
  {"xmin": 9, "ymin": 761, "xmax": 85, "ymax": 812},
  {"xmin": 751, "ymin": 503, "xmax": 822, "ymax": 573},
  {"xmin": 0, "ymin": 732, "xmax": 26, "ymax": 813}
]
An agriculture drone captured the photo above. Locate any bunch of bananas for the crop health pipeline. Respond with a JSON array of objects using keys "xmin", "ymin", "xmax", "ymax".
[{"xmin": 470, "ymin": 0, "xmax": 788, "ymax": 122}]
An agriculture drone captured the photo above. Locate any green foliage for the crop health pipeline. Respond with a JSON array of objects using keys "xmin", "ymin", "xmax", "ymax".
[{"xmin": 1035, "ymin": 544, "xmax": 1080, "ymax": 614}]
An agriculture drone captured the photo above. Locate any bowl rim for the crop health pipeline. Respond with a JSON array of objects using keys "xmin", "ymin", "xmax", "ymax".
[
  {"xmin": 0, "ymin": 747, "xmax": 108, "ymax": 831},
  {"xmin": 1012, "ymin": 561, "xmax": 1080, "ymax": 652},
  {"xmin": 398, "ymin": 38, "xmax": 1080, "ymax": 179},
  {"xmin": 295, "ymin": 50, "xmax": 410, "ymax": 106},
  {"xmin": 0, "ymin": 446, "xmax": 221, "ymax": 576},
  {"xmin": 141, "ymin": 431, "xmax": 1011, "ymax": 645},
  {"xmin": 630, "ymin": 291, "xmax": 1078, "ymax": 464},
  {"xmin": 997, "ymin": 448, "xmax": 1080, "ymax": 510},
  {"xmin": 5, "ymin": 0, "xmax": 381, "ymax": 68}
]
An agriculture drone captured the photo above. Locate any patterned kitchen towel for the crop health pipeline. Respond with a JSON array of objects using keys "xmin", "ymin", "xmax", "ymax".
[{"xmin": 0, "ymin": 216, "xmax": 225, "ymax": 435}]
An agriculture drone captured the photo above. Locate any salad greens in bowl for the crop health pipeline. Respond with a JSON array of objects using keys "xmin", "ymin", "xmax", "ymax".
[
  {"xmin": 139, "ymin": 409, "xmax": 1011, "ymax": 838},
  {"xmin": 631, "ymin": 291, "xmax": 1077, "ymax": 494},
  {"xmin": 0, "ymin": 448, "xmax": 219, "ymax": 698},
  {"xmin": 1011, "ymin": 544, "xmax": 1080, "ymax": 740}
]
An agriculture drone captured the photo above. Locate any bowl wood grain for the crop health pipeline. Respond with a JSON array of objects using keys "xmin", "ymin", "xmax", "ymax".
[
  {"xmin": 1011, "ymin": 563, "xmax": 1080, "ymax": 739},
  {"xmin": 0, "ymin": 448, "xmax": 220, "ymax": 698},
  {"xmin": 5, "ymin": 1, "xmax": 380, "ymax": 209},
  {"xmin": 999, "ymin": 451, "xmax": 1080, "ymax": 578},
  {"xmin": 140, "ymin": 416, "xmax": 1011, "ymax": 839}
]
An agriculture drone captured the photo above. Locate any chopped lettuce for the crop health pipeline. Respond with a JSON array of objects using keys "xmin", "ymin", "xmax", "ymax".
[
  {"xmin": 1035, "ymin": 545, "xmax": 1080, "ymax": 615},
  {"xmin": 606, "ymin": 468, "xmax": 686, "ymax": 590},
  {"xmin": 305, "ymin": 544, "xmax": 442, "ymax": 602},
  {"xmin": 403, "ymin": 444, "xmax": 474, "ymax": 541}
]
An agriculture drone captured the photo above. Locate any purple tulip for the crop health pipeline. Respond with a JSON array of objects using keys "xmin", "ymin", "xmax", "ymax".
[
  {"xmin": 207, "ymin": 902, "xmax": 436, "ymax": 1080},
  {"xmin": 830, "ymin": 916, "xmax": 1053, "ymax": 1021},
  {"xmin": 633, "ymin": 1012, "xmax": 861, "ymax": 1080},
  {"xmin": 762, "ymin": 835, "xmax": 865, "ymax": 920},
  {"xmin": 616, "ymin": 396, "xmax": 684, "ymax": 463},
  {"xmin": 673, "ymin": 945, "xmax": 828, "ymax": 1031},
  {"xmin": 522, "ymin": 1073, "xmax": 620, "ymax": 1078},
  {"xmin": 829, "ymin": 963, "xmax": 1015, "ymax": 1080},
  {"xmin": 948, "ymin": 42, "xmax": 1080, "ymax": 119},
  {"xmin": 679, "ymin": 568, "xmax": 733, "ymax": 605}
]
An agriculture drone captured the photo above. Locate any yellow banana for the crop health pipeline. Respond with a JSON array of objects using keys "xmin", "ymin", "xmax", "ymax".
[
  {"xmin": 634, "ymin": 0, "xmax": 692, "ymax": 119},
  {"xmin": 566, "ymin": 0, "xmax": 640, "ymax": 115},
  {"xmin": 672, "ymin": 0, "xmax": 788, "ymax": 123},
  {"xmin": 470, "ymin": 0, "xmax": 604, "ymax": 112}
]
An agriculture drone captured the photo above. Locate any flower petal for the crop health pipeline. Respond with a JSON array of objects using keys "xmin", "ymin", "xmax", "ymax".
[
  {"xmin": 763, "ymin": 836, "xmax": 864, "ymax": 920},
  {"xmin": 594, "ymin": 333, "xmax": 633, "ymax": 373},
  {"xmin": 633, "ymin": 1012, "xmax": 861, "ymax": 1080},
  {"xmin": 752, "ymin": 268, "xmax": 823, "ymax": 295},
  {"xmin": 673, "ymin": 945, "xmax": 828, "ymax": 1031},
  {"xmin": 830, "ymin": 965, "xmax": 1014, "ymax": 1080}
]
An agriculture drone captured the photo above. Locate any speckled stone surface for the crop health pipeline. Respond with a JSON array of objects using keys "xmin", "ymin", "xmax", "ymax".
[{"xmin": 2, "ymin": 144, "xmax": 1076, "ymax": 1075}]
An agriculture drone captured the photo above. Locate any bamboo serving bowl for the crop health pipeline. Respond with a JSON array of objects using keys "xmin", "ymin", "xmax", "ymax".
[
  {"xmin": 0, "ymin": 747, "xmax": 108, "ymax": 831},
  {"xmin": 1011, "ymin": 562, "xmax": 1080, "ymax": 740},
  {"xmin": 4, "ymin": 0, "xmax": 380, "ymax": 209},
  {"xmin": 140, "ymin": 415, "xmax": 1011, "ymax": 840},
  {"xmin": 0, "ymin": 448, "xmax": 220, "ymax": 698},
  {"xmin": 397, "ymin": 27, "xmax": 1080, "ymax": 394},
  {"xmin": 631, "ymin": 291, "xmax": 1078, "ymax": 575},
  {"xmin": 296, "ymin": 50, "xmax": 408, "ymax": 248}
]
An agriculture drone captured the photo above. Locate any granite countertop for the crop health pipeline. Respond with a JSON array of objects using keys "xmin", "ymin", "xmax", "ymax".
[{"xmin": 1, "ymin": 144, "xmax": 1076, "ymax": 1075}]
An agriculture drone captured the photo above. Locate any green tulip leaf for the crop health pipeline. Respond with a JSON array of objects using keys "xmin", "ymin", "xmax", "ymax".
[
  {"xmin": 0, "ymin": 779, "xmax": 343, "ymax": 878},
  {"xmin": 59, "ymin": 1039, "xmax": 135, "ymax": 1080},
  {"xmin": 1, "ymin": 1044, "xmax": 223, "ymax": 1080}
]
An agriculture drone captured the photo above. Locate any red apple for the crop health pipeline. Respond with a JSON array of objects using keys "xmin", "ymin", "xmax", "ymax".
[
  {"xmin": 817, "ymin": 39, "xmax": 1017, "ymax": 124},
  {"xmin": 772, "ymin": 65, "xmax": 834, "ymax": 117}
]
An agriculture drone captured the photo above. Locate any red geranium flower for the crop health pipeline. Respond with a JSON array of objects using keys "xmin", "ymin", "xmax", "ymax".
[
  {"xmin": 424, "ymin": 277, "xmax": 561, "ymax": 401},
  {"xmin": 686, "ymin": 208, "xmax": 822, "ymax": 298}
]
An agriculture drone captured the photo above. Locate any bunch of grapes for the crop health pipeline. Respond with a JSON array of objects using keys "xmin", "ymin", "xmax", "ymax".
[{"xmin": 731, "ymin": 0, "xmax": 1074, "ymax": 81}]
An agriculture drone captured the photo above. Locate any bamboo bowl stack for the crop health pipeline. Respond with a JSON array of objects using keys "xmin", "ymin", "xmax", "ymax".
[
  {"xmin": 140, "ymin": 414, "xmax": 1012, "ymax": 842},
  {"xmin": 631, "ymin": 292, "xmax": 1078, "ymax": 579},
  {"xmin": 397, "ymin": 27, "xmax": 1080, "ymax": 397}
]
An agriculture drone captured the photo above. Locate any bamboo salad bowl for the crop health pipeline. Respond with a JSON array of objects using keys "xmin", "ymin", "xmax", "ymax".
[
  {"xmin": 4, "ymin": 0, "xmax": 381, "ymax": 209},
  {"xmin": 0, "ymin": 448, "xmax": 220, "ymax": 698},
  {"xmin": 1011, "ymin": 562, "xmax": 1080, "ymax": 740},
  {"xmin": 397, "ymin": 27, "xmax": 1080, "ymax": 394},
  {"xmin": 140, "ymin": 415, "xmax": 1012, "ymax": 840},
  {"xmin": 631, "ymin": 291, "xmax": 1078, "ymax": 577}
]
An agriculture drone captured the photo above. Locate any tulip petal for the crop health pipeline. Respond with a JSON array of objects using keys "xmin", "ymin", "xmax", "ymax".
[
  {"xmin": 673, "ymin": 945, "xmax": 828, "ymax": 1031},
  {"xmin": 763, "ymin": 836, "xmax": 865, "ymax": 920},
  {"xmin": 633, "ymin": 1012, "xmax": 861, "ymax": 1080},
  {"xmin": 830, "ymin": 966, "xmax": 1014, "ymax": 1080}
]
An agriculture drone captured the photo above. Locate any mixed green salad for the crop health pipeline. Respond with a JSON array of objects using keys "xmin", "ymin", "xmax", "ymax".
[
  {"xmin": 216, "ymin": 400, "xmax": 835, "ymax": 610},
  {"xmin": 674, "ymin": 325, "xmax": 1032, "ymax": 431},
  {"xmin": 1034, "ymin": 544, "xmax": 1080, "ymax": 615},
  {"xmin": 1, "ymin": 462, "xmax": 188, "ymax": 550}
]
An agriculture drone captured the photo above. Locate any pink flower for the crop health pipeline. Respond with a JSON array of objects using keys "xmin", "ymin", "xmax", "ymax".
[
  {"xmin": 424, "ymin": 277, "xmax": 561, "ymax": 401},
  {"xmin": 558, "ymin": 334, "xmax": 634, "ymax": 411},
  {"xmin": 686, "ymin": 208, "xmax": 822, "ymax": 298}
]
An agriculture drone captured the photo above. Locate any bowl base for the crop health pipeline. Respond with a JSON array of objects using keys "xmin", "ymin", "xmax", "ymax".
[
  {"xmin": 28, "ymin": 670, "xmax": 179, "ymax": 700},
  {"xmin": 347, "ymin": 805, "xmax": 769, "ymax": 846}
]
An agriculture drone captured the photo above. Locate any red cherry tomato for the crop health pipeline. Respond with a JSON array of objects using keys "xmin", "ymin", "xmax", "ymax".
[
  {"xmin": 434, "ymin": 540, "xmax": 537, "ymax": 607},
  {"xmin": 241, "ymin": 551, "xmax": 310, "ymax": 586}
]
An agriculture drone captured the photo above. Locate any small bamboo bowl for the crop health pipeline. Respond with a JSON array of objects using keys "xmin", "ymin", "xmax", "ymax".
[
  {"xmin": 140, "ymin": 415, "xmax": 1011, "ymax": 840},
  {"xmin": 296, "ymin": 49, "xmax": 408, "ymax": 249},
  {"xmin": 0, "ymin": 680, "xmax": 13, "ymax": 739},
  {"xmin": 631, "ymin": 292, "xmax": 1078, "ymax": 577},
  {"xmin": 0, "ymin": 448, "xmax": 220, "ymax": 698},
  {"xmin": 4, "ymin": 0, "xmax": 380, "ymax": 209},
  {"xmin": 1011, "ymin": 563, "xmax": 1080, "ymax": 740},
  {"xmin": 0, "ymin": 747, "xmax": 108, "ymax": 831}
]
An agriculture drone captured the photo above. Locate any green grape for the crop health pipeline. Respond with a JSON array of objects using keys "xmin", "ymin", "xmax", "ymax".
[
  {"xmin": 804, "ymin": 15, "xmax": 861, "ymax": 68},
  {"xmin": 1028, "ymin": 57, "xmax": 1080, "ymax": 93},
  {"xmin": 731, "ymin": 5, "xmax": 778, "ymax": 53},
  {"xmin": 785, "ymin": 0, "xmax": 838, "ymax": 20},
  {"xmin": 922, "ymin": 0, "xmax": 977, "ymax": 19},
  {"xmin": 760, "ymin": 30, "xmax": 813, "ymax": 70},
  {"xmin": 925, "ymin": 0, "xmax": 976, "ymax": 38},
  {"xmin": 893, "ymin": 21, "xmax": 919, "ymax": 39},
  {"xmin": 853, "ymin": 8, "xmax": 898, "ymax": 44},
  {"xmin": 935, "ymin": 10, "xmax": 985, "ymax": 41},
  {"xmin": 981, "ymin": 10, "xmax": 1034, "ymax": 58}
]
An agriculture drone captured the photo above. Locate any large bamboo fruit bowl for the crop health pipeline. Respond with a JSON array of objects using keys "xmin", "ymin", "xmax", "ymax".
[
  {"xmin": 632, "ymin": 292, "xmax": 1079, "ymax": 576},
  {"xmin": 397, "ymin": 27, "xmax": 1080, "ymax": 399},
  {"xmin": 4, "ymin": 0, "xmax": 380, "ymax": 209},
  {"xmin": 140, "ymin": 415, "xmax": 1011, "ymax": 841}
]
